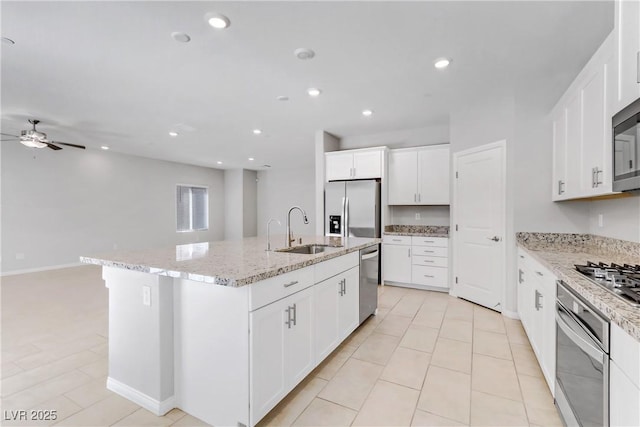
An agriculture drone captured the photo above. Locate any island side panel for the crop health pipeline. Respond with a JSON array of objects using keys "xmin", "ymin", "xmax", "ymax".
[
  {"xmin": 173, "ymin": 278, "xmax": 250, "ymax": 427},
  {"xmin": 103, "ymin": 267, "xmax": 175, "ymax": 414}
]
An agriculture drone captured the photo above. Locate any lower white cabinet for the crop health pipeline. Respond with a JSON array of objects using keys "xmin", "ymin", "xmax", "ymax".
[
  {"xmin": 383, "ymin": 235, "xmax": 449, "ymax": 290},
  {"xmin": 516, "ymin": 249, "xmax": 556, "ymax": 393},
  {"xmin": 610, "ymin": 322, "xmax": 640, "ymax": 427},
  {"xmin": 383, "ymin": 241, "xmax": 412, "ymax": 283}
]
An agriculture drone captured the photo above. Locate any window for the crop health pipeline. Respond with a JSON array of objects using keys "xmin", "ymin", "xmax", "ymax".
[{"xmin": 176, "ymin": 185, "xmax": 208, "ymax": 232}]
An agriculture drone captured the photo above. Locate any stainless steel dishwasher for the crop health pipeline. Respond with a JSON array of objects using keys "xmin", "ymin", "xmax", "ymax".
[{"xmin": 359, "ymin": 245, "xmax": 379, "ymax": 323}]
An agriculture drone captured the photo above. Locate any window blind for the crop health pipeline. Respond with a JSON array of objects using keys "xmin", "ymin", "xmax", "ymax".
[{"xmin": 176, "ymin": 185, "xmax": 208, "ymax": 232}]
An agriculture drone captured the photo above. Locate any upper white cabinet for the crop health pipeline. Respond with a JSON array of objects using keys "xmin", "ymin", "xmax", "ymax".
[
  {"xmin": 388, "ymin": 145, "xmax": 450, "ymax": 205},
  {"xmin": 615, "ymin": 0, "xmax": 640, "ymax": 112},
  {"xmin": 325, "ymin": 148, "xmax": 384, "ymax": 181},
  {"xmin": 552, "ymin": 33, "xmax": 616, "ymax": 200}
]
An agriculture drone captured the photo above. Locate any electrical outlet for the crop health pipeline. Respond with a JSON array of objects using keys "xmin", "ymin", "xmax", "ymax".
[
  {"xmin": 142, "ymin": 286, "xmax": 151, "ymax": 306},
  {"xmin": 598, "ymin": 214, "xmax": 604, "ymax": 228},
  {"xmin": 15, "ymin": 253, "xmax": 24, "ymax": 260},
  {"xmin": 415, "ymin": 213, "xmax": 421, "ymax": 220}
]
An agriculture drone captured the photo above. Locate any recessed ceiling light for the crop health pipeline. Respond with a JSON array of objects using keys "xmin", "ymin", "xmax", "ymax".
[
  {"xmin": 253, "ymin": 129, "xmax": 262, "ymax": 135},
  {"xmin": 1, "ymin": 37, "xmax": 15, "ymax": 45},
  {"xmin": 307, "ymin": 88, "xmax": 322, "ymax": 97},
  {"xmin": 434, "ymin": 58, "xmax": 451, "ymax": 69},
  {"xmin": 207, "ymin": 13, "xmax": 230, "ymax": 29},
  {"xmin": 101, "ymin": 146, "xmax": 109, "ymax": 150},
  {"xmin": 362, "ymin": 109, "xmax": 373, "ymax": 117},
  {"xmin": 217, "ymin": 161, "xmax": 223, "ymax": 165},
  {"xmin": 277, "ymin": 95, "xmax": 289, "ymax": 101},
  {"xmin": 294, "ymin": 48, "xmax": 315, "ymax": 60},
  {"xmin": 169, "ymin": 131, "xmax": 179, "ymax": 137},
  {"xmin": 171, "ymin": 32, "xmax": 191, "ymax": 43},
  {"xmin": 248, "ymin": 157, "xmax": 255, "ymax": 161}
]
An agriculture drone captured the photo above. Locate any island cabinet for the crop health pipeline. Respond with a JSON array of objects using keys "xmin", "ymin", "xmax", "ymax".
[{"xmin": 610, "ymin": 322, "xmax": 640, "ymax": 427}]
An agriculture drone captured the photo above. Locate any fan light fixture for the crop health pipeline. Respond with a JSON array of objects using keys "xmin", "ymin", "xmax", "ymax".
[{"xmin": 20, "ymin": 139, "xmax": 47, "ymax": 149}]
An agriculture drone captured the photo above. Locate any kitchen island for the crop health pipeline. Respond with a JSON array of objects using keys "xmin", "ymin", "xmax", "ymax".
[{"xmin": 80, "ymin": 235, "xmax": 380, "ymax": 427}]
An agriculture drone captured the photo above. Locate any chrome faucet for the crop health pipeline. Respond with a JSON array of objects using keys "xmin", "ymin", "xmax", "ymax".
[
  {"xmin": 266, "ymin": 218, "xmax": 281, "ymax": 251},
  {"xmin": 286, "ymin": 206, "xmax": 309, "ymax": 247}
]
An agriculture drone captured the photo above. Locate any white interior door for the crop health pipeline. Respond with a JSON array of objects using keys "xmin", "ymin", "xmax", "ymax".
[{"xmin": 453, "ymin": 141, "xmax": 506, "ymax": 311}]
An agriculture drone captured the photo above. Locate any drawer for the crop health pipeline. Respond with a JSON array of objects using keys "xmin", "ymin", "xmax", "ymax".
[
  {"xmin": 383, "ymin": 235, "xmax": 412, "ymax": 245},
  {"xmin": 412, "ymin": 236, "xmax": 448, "ymax": 247},
  {"xmin": 315, "ymin": 251, "xmax": 359, "ymax": 283},
  {"xmin": 412, "ymin": 246, "xmax": 447, "ymax": 257},
  {"xmin": 249, "ymin": 266, "xmax": 314, "ymax": 311},
  {"xmin": 412, "ymin": 255, "xmax": 448, "ymax": 268},
  {"xmin": 412, "ymin": 265, "xmax": 448, "ymax": 287}
]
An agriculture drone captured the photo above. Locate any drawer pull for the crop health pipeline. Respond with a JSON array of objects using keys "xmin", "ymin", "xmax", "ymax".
[
  {"xmin": 283, "ymin": 280, "xmax": 299, "ymax": 288},
  {"xmin": 422, "ymin": 250, "xmax": 434, "ymax": 253},
  {"xmin": 423, "ymin": 260, "xmax": 435, "ymax": 263},
  {"xmin": 422, "ymin": 240, "xmax": 434, "ymax": 243},
  {"xmin": 424, "ymin": 274, "xmax": 435, "ymax": 278},
  {"xmin": 535, "ymin": 272, "xmax": 543, "ymax": 277},
  {"xmin": 392, "ymin": 239, "xmax": 402, "ymax": 242}
]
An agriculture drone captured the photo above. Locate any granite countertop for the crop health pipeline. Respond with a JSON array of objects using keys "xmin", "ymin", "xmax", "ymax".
[
  {"xmin": 516, "ymin": 233, "xmax": 640, "ymax": 342},
  {"xmin": 80, "ymin": 235, "xmax": 380, "ymax": 287},
  {"xmin": 384, "ymin": 225, "xmax": 449, "ymax": 238}
]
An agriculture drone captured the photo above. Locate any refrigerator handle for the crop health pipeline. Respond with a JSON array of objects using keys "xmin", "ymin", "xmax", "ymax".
[
  {"xmin": 345, "ymin": 197, "xmax": 350, "ymax": 238},
  {"xmin": 340, "ymin": 196, "xmax": 346, "ymax": 237}
]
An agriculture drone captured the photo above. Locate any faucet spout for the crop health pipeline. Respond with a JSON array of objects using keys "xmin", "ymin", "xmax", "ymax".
[
  {"xmin": 266, "ymin": 218, "xmax": 281, "ymax": 251},
  {"xmin": 286, "ymin": 206, "xmax": 309, "ymax": 248}
]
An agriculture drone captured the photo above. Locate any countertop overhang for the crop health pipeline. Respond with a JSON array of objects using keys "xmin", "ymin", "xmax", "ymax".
[{"xmin": 80, "ymin": 235, "xmax": 380, "ymax": 287}]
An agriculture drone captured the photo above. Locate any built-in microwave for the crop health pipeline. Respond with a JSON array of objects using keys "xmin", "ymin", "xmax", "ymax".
[{"xmin": 613, "ymin": 97, "xmax": 640, "ymax": 192}]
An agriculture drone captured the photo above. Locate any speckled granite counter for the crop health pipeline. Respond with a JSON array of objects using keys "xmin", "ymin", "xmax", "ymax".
[
  {"xmin": 80, "ymin": 235, "xmax": 379, "ymax": 287},
  {"xmin": 517, "ymin": 232, "xmax": 640, "ymax": 342},
  {"xmin": 384, "ymin": 225, "xmax": 449, "ymax": 238}
]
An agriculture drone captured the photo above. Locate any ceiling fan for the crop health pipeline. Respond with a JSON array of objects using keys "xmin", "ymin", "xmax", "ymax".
[{"xmin": 0, "ymin": 119, "xmax": 86, "ymax": 150}]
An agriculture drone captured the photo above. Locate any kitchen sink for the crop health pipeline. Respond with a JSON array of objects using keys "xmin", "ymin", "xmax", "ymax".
[{"xmin": 276, "ymin": 244, "xmax": 341, "ymax": 254}]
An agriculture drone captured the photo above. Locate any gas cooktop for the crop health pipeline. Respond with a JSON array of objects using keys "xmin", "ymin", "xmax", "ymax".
[{"xmin": 575, "ymin": 262, "xmax": 640, "ymax": 307}]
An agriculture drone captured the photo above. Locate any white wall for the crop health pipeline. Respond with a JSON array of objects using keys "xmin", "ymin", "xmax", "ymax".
[
  {"xmin": 390, "ymin": 206, "xmax": 450, "ymax": 226},
  {"xmin": 340, "ymin": 125, "xmax": 449, "ymax": 150},
  {"xmin": 314, "ymin": 131, "xmax": 340, "ymax": 235},
  {"xmin": 224, "ymin": 169, "xmax": 244, "ymax": 240},
  {"xmin": 1, "ymin": 142, "xmax": 225, "ymax": 274},
  {"xmin": 243, "ymin": 169, "xmax": 257, "ymax": 238},
  {"xmin": 256, "ymin": 166, "xmax": 315, "ymax": 243},
  {"xmin": 588, "ymin": 194, "xmax": 640, "ymax": 242}
]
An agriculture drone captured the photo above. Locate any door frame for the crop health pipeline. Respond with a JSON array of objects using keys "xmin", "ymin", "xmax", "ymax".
[{"xmin": 451, "ymin": 140, "xmax": 507, "ymax": 312}]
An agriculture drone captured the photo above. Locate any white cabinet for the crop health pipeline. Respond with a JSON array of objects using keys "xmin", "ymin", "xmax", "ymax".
[
  {"xmin": 551, "ymin": 33, "xmax": 616, "ymax": 200},
  {"xmin": 610, "ymin": 322, "xmax": 640, "ymax": 427},
  {"xmin": 338, "ymin": 267, "xmax": 360, "ymax": 340},
  {"xmin": 382, "ymin": 241, "xmax": 412, "ymax": 283},
  {"xmin": 325, "ymin": 148, "xmax": 383, "ymax": 181},
  {"xmin": 388, "ymin": 145, "xmax": 450, "ymax": 205},
  {"xmin": 516, "ymin": 249, "xmax": 556, "ymax": 393},
  {"xmin": 615, "ymin": 0, "xmax": 640, "ymax": 112},
  {"xmin": 383, "ymin": 235, "xmax": 449, "ymax": 290}
]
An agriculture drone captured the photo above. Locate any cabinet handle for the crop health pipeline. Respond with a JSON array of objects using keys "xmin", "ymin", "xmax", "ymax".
[
  {"xmin": 418, "ymin": 193, "xmax": 421, "ymax": 202},
  {"xmin": 596, "ymin": 168, "xmax": 603, "ymax": 186},
  {"xmin": 422, "ymin": 250, "xmax": 435, "ymax": 253},
  {"xmin": 637, "ymin": 51, "xmax": 640, "ymax": 83},
  {"xmin": 558, "ymin": 180, "xmax": 565, "ymax": 195},
  {"xmin": 338, "ymin": 279, "xmax": 345, "ymax": 296},
  {"xmin": 392, "ymin": 238, "xmax": 402, "ymax": 242},
  {"xmin": 519, "ymin": 255, "xmax": 524, "ymax": 259},
  {"xmin": 423, "ymin": 240, "xmax": 434, "ymax": 243},
  {"xmin": 408, "ymin": 248, "xmax": 411, "ymax": 257},
  {"xmin": 283, "ymin": 280, "xmax": 299, "ymax": 288},
  {"xmin": 414, "ymin": 193, "xmax": 417, "ymax": 203},
  {"xmin": 424, "ymin": 274, "xmax": 435, "ymax": 278},
  {"xmin": 591, "ymin": 167, "xmax": 596, "ymax": 188},
  {"xmin": 285, "ymin": 307, "xmax": 292, "ymax": 329},
  {"xmin": 423, "ymin": 259, "xmax": 435, "ymax": 263},
  {"xmin": 535, "ymin": 271, "xmax": 543, "ymax": 277},
  {"xmin": 342, "ymin": 279, "xmax": 346, "ymax": 295},
  {"xmin": 534, "ymin": 290, "xmax": 543, "ymax": 310},
  {"xmin": 518, "ymin": 269, "xmax": 524, "ymax": 284},
  {"xmin": 292, "ymin": 303, "xmax": 297, "ymax": 326}
]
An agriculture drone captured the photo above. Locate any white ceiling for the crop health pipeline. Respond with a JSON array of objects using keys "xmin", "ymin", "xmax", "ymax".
[{"xmin": 1, "ymin": 1, "xmax": 613, "ymax": 170}]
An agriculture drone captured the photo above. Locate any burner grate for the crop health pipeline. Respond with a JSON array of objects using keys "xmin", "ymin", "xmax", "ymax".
[{"xmin": 575, "ymin": 261, "xmax": 640, "ymax": 306}]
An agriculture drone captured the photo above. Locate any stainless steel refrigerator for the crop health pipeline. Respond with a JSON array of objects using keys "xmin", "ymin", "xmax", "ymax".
[{"xmin": 324, "ymin": 180, "xmax": 380, "ymax": 238}]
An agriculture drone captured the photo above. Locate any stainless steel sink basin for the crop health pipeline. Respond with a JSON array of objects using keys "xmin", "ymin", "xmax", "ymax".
[{"xmin": 276, "ymin": 244, "xmax": 341, "ymax": 254}]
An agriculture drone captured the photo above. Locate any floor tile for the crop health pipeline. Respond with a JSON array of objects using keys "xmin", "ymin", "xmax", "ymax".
[
  {"xmin": 164, "ymin": 409, "xmax": 186, "ymax": 422},
  {"xmin": 390, "ymin": 295, "xmax": 424, "ymax": 318},
  {"xmin": 112, "ymin": 407, "xmax": 174, "ymax": 426},
  {"xmin": 53, "ymin": 394, "xmax": 138, "ymax": 426},
  {"xmin": 313, "ymin": 343, "xmax": 357, "ymax": 381},
  {"xmin": 317, "ymin": 358, "xmax": 383, "ymax": 410},
  {"xmin": 510, "ymin": 343, "xmax": 543, "ymax": 377},
  {"xmin": 518, "ymin": 374, "xmax": 555, "ymax": 410},
  {"xmin": 439, "ymin": 319, "xmax": 472, "ymax": 343},
  {"xmin": 444, "ymin": 302, "xmax": 474, "ymax": 322},
  {"xmin": 417, "ymin": 366, "xmax": 471, "ymax": 424},
  {"xmin": 504, "ymin": 318, "xmax": 530, "ymax": 346},
  {"xmin": 411, "ymin": 409, "xmax": 467, "ymax": 426},
  {"xmin": 2, "ymin": 370, "xmax": 93, "ymax": 411},
  {"xmin": 374, "ymin": 314, "xmax": 412, "ymax": 337},
  {"xmin": 343, "ymin": 318, "xmax": 377, "ymax": 347},
  {"xmin": 258, "ymin": 377, "xmax": 327, "ymax": 427},
  {"xmin": 78, "ymin": 359, "xmax": 108, "ymax": 379},
  {"xmin": 169, "ymin": 414, "xmax": 210, "ymax": 426},
  {"xmin": 471, "ymin": 354, "xmax": 521, "ymax": 401},
  {"xmin": 352, "ymin": 380, "xmax": 419, "ymax": 426},
  {"xmin": 292, "ymin": 398, "xmax": 357, "ymax": 426},
  {"xmin": 419, "ymin": 294, "xmax": 450, "ymax": 312},
  {"xmin": 431, "ymin": 338, "xmax": 472, "ymax": 374},
  {"xmin": 473, "ymin": 307, "xmax": 506, "ymax": 334},
  {"xmin": 470, "ymin": 390, "xmax": 528, "ymax": 426},
  {"xmin": 380, "ymin": 347, "xmax": 431, "ymax": 389},
  {"xmin": 473, "ymin": 329, "xmax": 512, "ymax": 360},
  {"xmin": 63, "ymin": 378, "xmax": 112, "ymax": 408},
  {"xmin": 351, "ymin": 332, "xmax": 400, "ymax": 365},
  {"xmin": 2, "ymin": 362, "xmax": 24, "ymax": 379},
  {"xmin": 399, "ymin": 325, "xmax": 439, "ymax": 353},
  {"xmin": 412, "ymin": 306, "xmax": 445, "ymax": 329}
]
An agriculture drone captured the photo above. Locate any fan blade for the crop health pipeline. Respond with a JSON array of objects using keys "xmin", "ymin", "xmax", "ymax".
[
  {"xmin": 45, "ymin": 142, "xmax": 63, "ymax": 150},
  {"xmin": 51, "ymin": 141, "xmax": 86, "ymax": 150},
  {"xmin": 1, "ymin": 139, "xmax": 19, "ymax": 141},
  {"xmin": 0, "ymin": 132, "xmax": 19, "ymax": 138}
]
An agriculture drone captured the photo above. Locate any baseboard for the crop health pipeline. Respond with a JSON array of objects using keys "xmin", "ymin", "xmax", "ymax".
[
  {"xmin": 107, "ymin": 377, "xmax": 175, "ymax": 416},
  {"xmin": 0, "ymin": 262, "xmax": 84, "ymax": 277},
  {"xmin": 502, "ymin": 310, "xmax": 520, "ymax": 320},
  {"xmin": 383, "ymin": 281, "xmax": 449, "ymax": 293}
]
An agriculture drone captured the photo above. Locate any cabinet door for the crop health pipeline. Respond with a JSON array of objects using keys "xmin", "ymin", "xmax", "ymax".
[
  {"xmin": 285, "ymin": 287, "xmax": 315, "ymax": 387},
  {"xmin": 326, "ymin": 153, "xmax": 353, "ymax": 181},
  {"xmin": 314, "ymin": 276, "xmax": 340, "ymax": 362},
  {"xmin": 552, "ymin": 108, "xmax": 568, "ymax": 200},
  {"xmin": 541, "ymin": 277, "xmax": 556, "ymax": 393},
  {"xmin": 338, "ymin": 266, "xmax": 360, "ymax": 339},
  {"xmin": 353, "ymin": 150, "xmax": 382, "ymax": 179},
  {"xmin": 516, "ymin": 257, "xmax": 533, "ymax": 336},
  {"xmin": 616, "ymin": 0, "xmax": 640, "ymax": 111},
  {"xmin": 610, "ymin": 361, "xmax": 640, "ymax": 427},
  {"xmin": 250, "ymin": 299, "xmax": 287, "ymax": 422},
  {"xmin": 417, "ymin": 147, "xmax": 450, "ymax": 204},
  {"xmin": 565, "ymin": 93, "xmax": 583, "ymax": 198},
  {"xmin": 383, "ymin": 244, "xmax": 412, "ymax": 283},
  {"xmin": 388, "ymin": 150, "xmax": 418, "ymax": 205},
  {"xmin": 582, "ymin": 62, "xmax": 608, "ymax": 196}
]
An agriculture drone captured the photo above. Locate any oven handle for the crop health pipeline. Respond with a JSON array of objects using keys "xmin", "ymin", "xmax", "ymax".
[{"xmin": 556, "ymin": 304, "xmax": 606, "ymax": 363}]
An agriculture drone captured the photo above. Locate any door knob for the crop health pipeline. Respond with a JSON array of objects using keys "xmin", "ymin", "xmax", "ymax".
[{"xmin": 487, "ymin": 236, "xmax": 501, "ymax": 242}]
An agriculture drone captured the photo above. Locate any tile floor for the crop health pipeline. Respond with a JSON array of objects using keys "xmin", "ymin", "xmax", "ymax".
[{"xmin": 1, "ymin": 266, "xmax": 563, "ymax": 426}]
